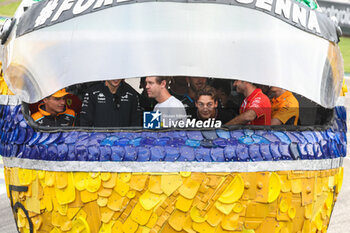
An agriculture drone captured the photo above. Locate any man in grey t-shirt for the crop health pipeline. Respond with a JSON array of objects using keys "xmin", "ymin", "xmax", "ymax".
[{"xmin": 145, "ymin": 76, "xmax": 187, "ymax": 126}]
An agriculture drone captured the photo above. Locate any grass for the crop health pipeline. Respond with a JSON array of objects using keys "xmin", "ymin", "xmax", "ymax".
[
  {"xmin": 0, "ymin": 1, "xmax": 20, "ymax": 17},
  {"xmin": 339, "ymin": 36, "xmax": 350, "ymax": 74}
]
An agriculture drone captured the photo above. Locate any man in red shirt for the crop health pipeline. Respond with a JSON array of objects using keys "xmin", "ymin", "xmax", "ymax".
[{"xmin": 225, "ymin": 80, "xmax": 271, "ymax": 125}]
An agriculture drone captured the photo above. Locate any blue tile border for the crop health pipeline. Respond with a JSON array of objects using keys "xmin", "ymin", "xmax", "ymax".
[{"xmin": 0, "ymin": 105, "xmax": 347, "ymax": 162}]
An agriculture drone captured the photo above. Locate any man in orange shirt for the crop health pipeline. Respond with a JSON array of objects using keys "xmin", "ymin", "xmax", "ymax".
[
  {"xmin": 226, "ymin": 80, "xmax": 271, "ymax": 125},
  {"xmin": 32, "ymin": 89, "xmax": 76, "ymax": 127},
  {"xmin": 270, "ymin": 87, "xmax": 299, "ymax": 126}
]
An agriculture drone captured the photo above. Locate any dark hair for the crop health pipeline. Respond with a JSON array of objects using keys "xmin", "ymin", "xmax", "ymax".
[
  {"xmin": 254, "ymin": 84, "xmax": 270, "ymax": 95},
  {"xmin": 155, "ymin": 76, "xmax": 170, "ymax": 88},
  {"xmin": 195, "ymin": 86, "xmax": 218, "ymax": 102},
  {"xmin": 211, "ymin": 79, "xmax": 231, "ymax": 96},
  {"xmin": 139, "ymin": 77, "xmax": 146, "ymax": 89}
]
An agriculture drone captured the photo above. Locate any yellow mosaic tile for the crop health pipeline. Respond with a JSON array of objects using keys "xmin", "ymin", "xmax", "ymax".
[
  {"xmin": 3, "ymin": 167, "xmax": 343, "ymax": 233},
  {"xmin": 0, "ymin": 69, "xmax": 14, "ymax": 95}
]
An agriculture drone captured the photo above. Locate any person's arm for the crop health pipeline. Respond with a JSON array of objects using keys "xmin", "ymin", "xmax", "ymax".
[
  {"xmin": 271, "ymin": 118, "xmax": 283, "ymax": 125},
  {"xmin": 78, "ymin": 92, "xmax": 95, "ymax": 126},
  {"xmin": 225, "ymin": 109, "xmax": 257, "ymax": 125}
]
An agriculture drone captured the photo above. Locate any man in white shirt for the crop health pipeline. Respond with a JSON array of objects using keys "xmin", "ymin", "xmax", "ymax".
[{"xmin": 145, "ymin": 76, "xmax": 187, "ymax": 126}]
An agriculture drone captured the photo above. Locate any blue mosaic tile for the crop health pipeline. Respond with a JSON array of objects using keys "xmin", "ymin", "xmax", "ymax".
[
  {"xmin": 0, "ymin": 105, "xmax": 346, "ymax": 163},
  {"xmin": 178, "ymin": 146, "xmax": 195, "ymax": 161},
  {"xmin": 224, "ymin": 145, "xmax": 237, "ymax": 161},
  {"xmin": 249, "ymin": 144, "xmax": 263, "ymax": 161},
  {"xmin": 210, "ymin": 148, "xmax": 225, "ymax": 162},
  {"xmin": 111, "ymin": 146, "xmax": 124, "ymax": 161}
]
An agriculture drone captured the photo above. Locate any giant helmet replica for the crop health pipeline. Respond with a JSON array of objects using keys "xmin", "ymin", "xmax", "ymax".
[{"xmin": 0, "ymin": 0, "xmax": 346, "ymax": 232}]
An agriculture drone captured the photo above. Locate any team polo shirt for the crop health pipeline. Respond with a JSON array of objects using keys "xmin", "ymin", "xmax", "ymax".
[
  {"xmin": 240, "ymin": 88, "xmax": 271, "ymax": 125},
  {"xmin": 271, "ymin": 91, "xmax": 299, "ymax": 125}
]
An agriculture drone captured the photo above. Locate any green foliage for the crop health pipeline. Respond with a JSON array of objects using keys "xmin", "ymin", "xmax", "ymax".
[
  {"xmin": 0, "ymin": 1, "xmax": 21, "ymax": 17},
  {"xmin": 339, "ymin": 37, "xmax": 350, "ymax": 74}
]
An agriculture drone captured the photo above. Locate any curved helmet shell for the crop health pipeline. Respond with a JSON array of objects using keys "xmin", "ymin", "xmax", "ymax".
[
  {"xmin": 0, "ymin": 1, "xmax": 346, "ymax": 233},
  {"xmin": 0, "ymin": 0, "xmax": 344, "ymax": 108}
]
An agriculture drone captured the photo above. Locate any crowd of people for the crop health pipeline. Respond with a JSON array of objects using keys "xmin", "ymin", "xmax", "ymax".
[{"xmin": 30, "ymin": 77, "xmax": 300, "ymax": 128}]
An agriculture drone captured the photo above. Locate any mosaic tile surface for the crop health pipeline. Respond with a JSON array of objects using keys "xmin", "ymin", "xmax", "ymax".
[
  {"xmin": 0, "ymin": 105, "xmax": 347, "ymax": 163},
  {"xmin": 4, "ymin": 168, "xmax": 343, "ymax": 233}
]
